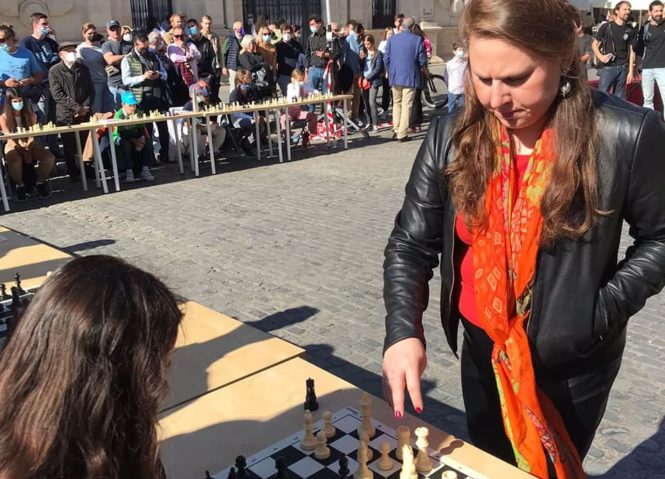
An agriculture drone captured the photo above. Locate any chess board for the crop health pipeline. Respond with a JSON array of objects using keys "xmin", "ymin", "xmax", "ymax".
[{"xmin": 212, "ymin": 407, "xmax": 488, "ymax": 479}]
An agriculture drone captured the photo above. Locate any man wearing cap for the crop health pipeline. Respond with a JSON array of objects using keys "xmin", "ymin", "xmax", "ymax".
[
  {"xmin": 182, "ymin": 80, "xmax": 226, "ymax": 158},
  {"xmin": 112, "ymin": 91, "xmax": 155, "ymax": 182},
  {"xmin": 121, "ymin": 30, "xmax": 170, "ymax": 162},
  {"xmin": 49, "ymin": 42, "xmax": 94, "ymax": 182},
  {"xmin": 102, "ymin": 19, "xmax": 133, "ymax": 107}
]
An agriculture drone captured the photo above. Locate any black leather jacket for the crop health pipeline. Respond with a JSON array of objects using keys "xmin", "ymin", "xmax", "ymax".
[{"xmin": 383, "ymin": 90, "xmax": 665, "ymax": 369}]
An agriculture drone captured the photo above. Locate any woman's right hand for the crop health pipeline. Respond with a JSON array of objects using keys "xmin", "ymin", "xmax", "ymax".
[{"xmin": 382, "ymin": 337, "xmax": 427, "ymax": 419}]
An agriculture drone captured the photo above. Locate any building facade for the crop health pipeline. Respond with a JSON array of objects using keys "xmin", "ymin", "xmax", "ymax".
[{"xmin": 1, "ymin": 0, "xmax": 463, "ymax": 61}]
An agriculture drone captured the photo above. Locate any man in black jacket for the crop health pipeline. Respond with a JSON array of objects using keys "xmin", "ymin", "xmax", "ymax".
[
  {"xmin": 48, "ymin": 42, "xmax": 93, "ymax": 181},
  {"xmin": 304, "ymin": 15, "xmax": 329, "ymax": 96},
  {"xmin": 187, "ymin": 18, "xmax": 218, "ymax": 101}
]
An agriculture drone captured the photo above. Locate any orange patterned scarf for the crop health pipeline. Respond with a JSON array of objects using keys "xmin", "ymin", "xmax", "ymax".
[{"xmin": 471, "ymin": 122, "xmax": 586, "ymax": 479}]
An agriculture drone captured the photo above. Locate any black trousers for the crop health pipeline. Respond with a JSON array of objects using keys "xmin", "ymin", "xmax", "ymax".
[{"xmin": 460, "ymin": 318, "xmax": 623, "ymax": 475}]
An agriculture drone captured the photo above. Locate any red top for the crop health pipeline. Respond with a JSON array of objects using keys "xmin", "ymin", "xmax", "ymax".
[{"xmin": 456, "ymin": 154, "xmax": 531, "ymax": 327}]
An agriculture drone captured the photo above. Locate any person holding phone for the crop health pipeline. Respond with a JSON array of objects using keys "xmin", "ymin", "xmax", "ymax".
[{"xmin": 49, "ymin": 41, "xmax": 94, "ymax": 182}]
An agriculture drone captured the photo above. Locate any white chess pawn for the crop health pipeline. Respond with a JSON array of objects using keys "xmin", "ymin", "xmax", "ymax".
[
  {"xmin": 378, "ymin": 441, "xmax": 394, "ymax": 471},
  {"xmin": 441, "ymin": 472, "xmax": 458, "ymax": 479},
  {"xmin": 314, "ymin": 431, "xmax": 330, "ymax": 460},
  {"xmin": 354, "ymin": 443, "xmax": 373, "ymax": 479},
  {"xmin": 414, "ymin": 427, "xmax": 432, "ymax": 473},
  {"xmin": 323, "ymin": 411, "xmax": 336, "ymax": 438},
  {"xmin": 300, "ymin": 410, "xmax": 316, "ymax": 451}
]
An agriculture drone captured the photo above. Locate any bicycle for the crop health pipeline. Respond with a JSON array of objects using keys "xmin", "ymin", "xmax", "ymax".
[{"xmin": 375, "ymin": 71, "xmax": 449, "ymax": 114}]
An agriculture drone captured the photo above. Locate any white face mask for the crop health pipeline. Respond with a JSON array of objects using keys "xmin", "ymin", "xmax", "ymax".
[
  {"xmin": 283, "ymin": 33, "xmax": 292, "ymax": 42},
  {"xmin": 64, "ymin": 51, "xmax": 77, "ymax": 64},
  {"xmin": 123, "ymin": 33, "xmax": 132, "ymax": 42},
  {"xmin": 455, "ymin": 49, "xmax": 465, "ymax": 59}
]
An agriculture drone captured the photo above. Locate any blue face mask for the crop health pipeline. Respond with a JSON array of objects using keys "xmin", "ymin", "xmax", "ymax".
[
  {"xmin": 240, "ymin": 84, "xmax": 251, "ymax": 92},
  {"xmin": 0, "ymin": 43, "xmax": 8, "ymax": 53},
  {"xmin": 189, "ymin": 27, "xmax": 198, "ymax": 36},
  {"xmin": 40, "ymin": 26, "xmax": 49, "ymax": 37},
  {"xmin": 310, "ymin": 25, "xmax": 318, "ymax": 34},
  {"xmin": 262, "ymin": 34, "xmax": 271, "ymax": 43},
  {"xmin": 11, "ymin": 101, "xmax": 23, "ymax": 111}
]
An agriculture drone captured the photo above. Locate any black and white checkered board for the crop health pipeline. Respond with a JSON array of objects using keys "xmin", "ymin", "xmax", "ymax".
[{"xmin": 213, "ymin": 407, "xmax": 488, "ymax": 479}]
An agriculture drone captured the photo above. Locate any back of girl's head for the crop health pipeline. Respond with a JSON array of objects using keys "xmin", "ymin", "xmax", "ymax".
[
  {"xmin": 291, "ymin": 69, "xmax": 304, "ymax": 81},
  {"xmin": 0, "ymin": 255, "xmax": 183, "ymax": 479},
  {"xmin": 235, "ymin": 68, "xmax": 252, "ymax": 86}
]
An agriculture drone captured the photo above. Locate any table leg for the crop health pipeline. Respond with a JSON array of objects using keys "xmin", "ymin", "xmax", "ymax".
[
  {"xmin": 285, "ymin": 109, "xmax": 292, "ymax": 162},
  {"xmin": 91, "ymin": 131, "xmax": 109, "ymax": 194},
  {"xmin": 74, "ymin": 130, "xmax": 88, "ymax": 192},
  {"xmin": 206, "ymin": 119, "xmax": 216, "ymax": 175},
  {"xmin": 343, "ymin": 98, "xmax": 349, "ymax": 150},
  {"xmin": 266, "ymin": 110, "xmax": 273, "ymax": 158},
  {"xmin": 191, "ymin": 118, "xmax": 200, "ymax": 177},
  {"xmin": 0, "ymin": 162, "xmax": 9, "ymax": 212},
  {"xmin": 172, "ymin": 119, "xmax": 184, "ymax": 175},
  {"xmin": 323, "ymin": 102, "xmax": 331, "ymax": 145},
  {"xmin": 274, "ymin": 108, "xmax": 283, "ymax": 163},
  {"xmin": 106, "ymin": 128, "xmax": 121, "ymax": 192},
  {"xmin": 254, "ymin": 111, "xmax": 261, "ymax": 161}
]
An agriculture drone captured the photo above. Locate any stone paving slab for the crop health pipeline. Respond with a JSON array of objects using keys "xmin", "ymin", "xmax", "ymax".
[{"xmin": 1, "ymin": 124, "xmax": 663, "ymax": 478}]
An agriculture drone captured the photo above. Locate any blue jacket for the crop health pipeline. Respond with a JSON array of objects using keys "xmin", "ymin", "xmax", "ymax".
[
  {"xmin": 359, "ymin": 50, "xmax": 384, "ymax": 88},
  {"xmin": 384, "ymin": 31, "xmax": 427, "ymax": 89},
  {"xmin": 344, "ymin": 32, "xmax": 362, "ymax": 74}
]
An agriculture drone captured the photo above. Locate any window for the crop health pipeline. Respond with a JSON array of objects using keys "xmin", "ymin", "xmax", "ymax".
[
  {"xmin": 131, "ymin": 0, "xmax": 173, "ymax": 31},
  {"xmin": 372, "ymin": 0, "xmax": 396, "ymax": 29},
  {"xmin": 242, "ymin": 0, "xmax": 322, "ymax": 31}
]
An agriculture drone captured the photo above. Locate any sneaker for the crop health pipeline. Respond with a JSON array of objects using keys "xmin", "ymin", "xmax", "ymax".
[
  {"xmin": 125, "ymin": 170, "xmax": 137, "ymax": 182},
  {"xmin": 372, "ymin": 126, "xmax": 379, "ymax": 133},
  {"xmin": 36, "ymin": 182, "xmax": 51, "ymax": 198},
  {"xmin": 15, "ymin": 185, "xmax": 27, "ymax": 201},
  {"xmin": 141, "ymin": 167, "xmax": 155, "ymax": 182}
]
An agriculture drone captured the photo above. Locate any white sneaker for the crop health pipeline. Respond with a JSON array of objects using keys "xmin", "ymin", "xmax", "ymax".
[
  {"xmin": 141, "ymin": 167, "xmax": 154, "ymax": 182},
  {"xmin": 125, "ymin": 170, "xmax": 136, "ymax": 182}
]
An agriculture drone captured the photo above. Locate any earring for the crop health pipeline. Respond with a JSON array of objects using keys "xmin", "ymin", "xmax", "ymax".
[{"xmin": 559, "ymin": 78, "xmax": 572, "ymax": 98}]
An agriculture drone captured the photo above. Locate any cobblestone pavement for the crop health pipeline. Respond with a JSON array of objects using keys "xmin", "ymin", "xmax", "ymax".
[{"xmin": 2, "ymin": 116, "xmax": 664, "ymax": 478}]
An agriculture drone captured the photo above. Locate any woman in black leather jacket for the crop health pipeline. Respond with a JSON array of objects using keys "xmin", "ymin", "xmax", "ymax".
[{"xmin": 382, "ymin": 1, "xmax": 665, "ymax": 478}]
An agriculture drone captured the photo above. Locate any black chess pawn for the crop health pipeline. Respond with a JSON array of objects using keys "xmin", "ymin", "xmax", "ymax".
[
  {"xmin": 338, "ymin": 456, "xmax": 350, "ymax": 479},
  {"xmin": 227, "ymin": 467, "xmax": 237, "ymax": 479},
  {"xmin": 14, "ymin": 272, "xmax": 24, "ymax": 295},
  {"xmin": 304, "ymin": 377, "xmax": 319, "ymax": 411},
  {"xmin": 235, "ymin": 455, "xmax": 249, "ymax": 479},
  {"xmin": 274, "ymin": 456, "xmax": 289, "ymax": 479},
  {"xmin": 0, "ymin": 284, "xmax": 9, "ymax": 300}
]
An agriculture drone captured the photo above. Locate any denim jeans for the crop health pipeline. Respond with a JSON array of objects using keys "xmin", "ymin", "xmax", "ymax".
[
  {"xmin": 448, "ymin": 93, "xmax": 465, "ymax": 113},
  {"xmin": 641, "ymin": 67, "xmax": 665, "ymax": 114},
  {"xmin": 307, "ymin": 66, "xmax": 325, "ymax": 112},
  {"xmin": 598, "ymin": 65, "xmax": 628, "ymax": 99}
]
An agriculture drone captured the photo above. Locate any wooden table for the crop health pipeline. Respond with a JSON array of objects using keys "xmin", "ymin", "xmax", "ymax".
[
  {"xmin": 0, "ymin": 226, "xmax": 70, "ymax": 290},
  {"xmin": 163, "ymin": 301, "xmax": 304, "ymax": 411},
  {"xmin": 158, "ymin": 357, "xmax": 533, "ymax": 479}
]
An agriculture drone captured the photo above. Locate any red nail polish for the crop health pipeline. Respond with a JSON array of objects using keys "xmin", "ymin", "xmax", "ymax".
[
  {"xmin": 395, "ymin": 411, "xmax": 402, "ymax": 420},
  {"xmin": 416, "ymin": 407, "xmax": 423, "ymax": 414}
]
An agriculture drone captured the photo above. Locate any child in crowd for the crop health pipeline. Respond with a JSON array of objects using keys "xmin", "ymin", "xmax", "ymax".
[
  {"xmin": 445, "ymin": 41, "xmax": 467, "ymax": 113},
  {"xmin": 0, "ymin": 255, "xmax": 183, "ymax": 478},
  {"xmin": 112, "ymin": 91, "xmax": 155, "ymax": 182},
  {"xmin": 282, "ymin": 69, "xmax": 318, "ymax": 144}
]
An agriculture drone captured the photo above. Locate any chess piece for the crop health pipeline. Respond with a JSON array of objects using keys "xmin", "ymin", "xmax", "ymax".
[
  {"xmin": 300, "ymin": 410, "xmax": 316, "ymax": 450},
  {"xmin": 358, "ymin": 432, "xmax": 373, "ymax": 461},
  {"xmin": 414, "ymin": 427, "xmax": 432, "ymax": 473},
  {"xmin": 314, "ymin": 431, "xmax": 331, "ymax": 460},
  {"xmin": 378, "ymin": 441, "xmax": 394, "ymax": 471},
  {"xmin": 441, "ymin": 472, "xmax": 458, "ymax": 479},
  {"xmin": 235, "ymin": 456, "xmax": 249, "ymax": 479},
  {"xmin": 338, "ymin": 456, "xmax": 350, "ymax": 479},
  {"xmin": 275, "ymin": 456, "xmax": 289, "ymax": 479},
  {"xmin": 396, "ymin": 426, "xmax": 410, "ymax": 461},
  {"xmin": 399, "ymin": 445, "xmax": 417, "ymax": 479},
  {"xmin": 357, "ymin": 392, "xmax": 375, "ymax": 438},
  {"xmin": 205, "ymin": 471, "xmax": 213, "ymax": 479},
  {"xmin": 1, "ymin": 284, "xmax": 9, "ymax": 300},
  {"xmin": 304, "ymin": 378, "xmax": 319, "ymax": 411},
  {"xmin": 323, "ymin": 411, "xmax": 336, "ymax": 438},
  {"xmin": 14, "ymin": 272, "xmax": 24, "ymax": 294},
  {"xmin": 227, "ymin": 466, "xmax": 237, "ymax": 479},
  {"xmin": 354, "ymin": 442, "xmax": 373, "ymax": 479}
]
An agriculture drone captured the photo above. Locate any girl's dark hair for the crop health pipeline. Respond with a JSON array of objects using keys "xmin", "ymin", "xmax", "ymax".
[
  {"xmin": 3, "ymin": 88, "xmax": 33, "ymax": 132},
  {"xmin": 364, "ymin": 34, "xmax": 375, "ymax": 48},
  {"xmin": 0, "ymin": 255, "xmax": 183, "ymax": 479},
  {"xmin": 445, "ymin": 0, "xmax": 600, "ymax": 246}
]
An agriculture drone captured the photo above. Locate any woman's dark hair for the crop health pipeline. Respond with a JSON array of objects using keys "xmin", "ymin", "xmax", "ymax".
[
  {"xmin": 0, "ymin": 255, "xmax": 183, "ymax": 479},
  {"xmin": 364, "ymin": 34, "xmax": 376, "ymax": 49},
  {"xmin": 410, "ymin": 24, "xmax": 424, "ymax": 38},
  {"xmin": 445, "ymin": 0, "xmax": 600, "ymax": 246},
  {"xmin": 3, "ymin": 88, "xmax": 33, "ymax": 132}
]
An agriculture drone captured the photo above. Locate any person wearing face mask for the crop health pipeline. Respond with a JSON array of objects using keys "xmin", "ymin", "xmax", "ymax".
[
  {"xmin": 276, "ymin": 24, "xmax": 304, "ymax": 95},
  {"xmin": 0, "ymin": 25, "xmax": 43, "ymax": 109},
  {"xmin": 0, "ymin": 89, "xmax": 55, "ymax": 200},
  {"xmin": 77, "ymin": 23, "xmax": 114, "ymax": 114},
  {"xmin": 229, "ymin": 69, "xmax": 266, "ymax": 156},
  {"xmin": 19, "ymin": 12, "xmax": 64, "ymax": 159},
  {"xmin": 342, "ymin": 20, "xmax": 363, "ymax": 122},
  {"xmin": 187, "ymin": 18, "xmax": 218, "ymax": 101},
  {"xmin": 238, "ymin": 36, "xmax": 273, "ymax": 100},
  {"xmin": 200, "ymin": 15, "xmax": 225, "ymax": 94},
  {"xmin": 102, "ymin": 19, "xmax": 133, "ymax": 108},
  {"xmin": 304, "ymin": 15, "xmax": 330, "ymax": 112},
  {"xmin": 222, "ymin": 21, "xmax": 245, "ymax": 87},
  {"xmin": 48, "ymin": 42, "xmax": 94, "ymax": 182},
  {"xmin": 445, "ymin": 41, "xmax": 467, "ymax": 113},
  {"xmin": 121, "ymin": 31, "xmax": 170, "ymax": 161},
  {"xmin": 257, "ymin": 26, "xmax": 278, "ymax": 81}
]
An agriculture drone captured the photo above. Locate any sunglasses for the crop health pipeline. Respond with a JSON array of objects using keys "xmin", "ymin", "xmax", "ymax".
[
  {"xmin": 109, "ymin": 26, "xmax": 120, "ymax": 31},
  {"xmin": 174, "ymin": 34, "xmax": 184, "ymax": 39}
]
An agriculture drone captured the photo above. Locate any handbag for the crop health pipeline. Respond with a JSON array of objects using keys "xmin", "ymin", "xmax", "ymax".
[{"xmin": 358, "ymin": 76, "xmax": 371, "ymax": 90}]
